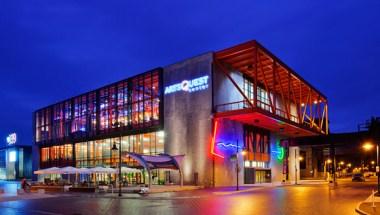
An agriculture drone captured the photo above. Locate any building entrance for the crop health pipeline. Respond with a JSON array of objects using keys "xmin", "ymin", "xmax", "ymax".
[{"xmin": 244, "ymin": 168, "xmax": 271, "ymax": 184}]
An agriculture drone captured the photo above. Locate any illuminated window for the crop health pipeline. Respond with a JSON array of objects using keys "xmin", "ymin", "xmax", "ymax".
[{"xmin": 9, "ymin": 151, "xmax": 16, "ymax": 162}]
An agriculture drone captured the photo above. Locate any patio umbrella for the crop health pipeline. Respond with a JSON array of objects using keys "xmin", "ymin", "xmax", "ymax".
[
  {"xmin": 118, "ymin": 167, "xmax": 141, "ymax": 174},
  {"xmin": 59, "ymin": 166, "xmax": 79, "ymax": 183},
  {"xmin": 33, "ymin": 167, "xmax": 61, "ymax": 174},
  {"xmin": 90, "ymin": 167, "xmax": 116, "ymax": 174},
  {"xmin": 77, "ymin": 168, "xmax": 91, "ymax": 174},
  {"xmin": 60, "ymin": 166, "xmax": 78, "ymax": 174}
]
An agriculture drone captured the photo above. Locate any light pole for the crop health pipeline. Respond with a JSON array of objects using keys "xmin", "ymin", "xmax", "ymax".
[
  {"xmin": 362, "ymin": 142, "xmax": 379, "ymax": 194},
  {"xmin": 112, "ymin": 139, "xmax": 122, "ymax": 197},
  {"xmin": 325, "ymin": 159, "xmax": 332, "ymax": 182},
  {"xmin": 235, "ymin": 139, "xmax": 247, "ymax": 191}
]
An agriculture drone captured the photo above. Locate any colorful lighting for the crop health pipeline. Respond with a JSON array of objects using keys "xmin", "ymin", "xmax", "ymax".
[
  {"xmin": 362, "ymin": 142, "xmax": 374, "ymax": 151},
  {"xmin": 6, "ymin": 133, "xmax": 17, "ymax": 145},
  {"xmin": 164, "ymin": 75, "xmax": 209, "ymax": 95},
  {"xmin": 211, "ymin": 121, "xmax": 224, "ymax": 158},
  {"xmin": 9, "ymin": 151, "xmax": 16, "ymax": 162},
  {"xmin": 271, "ymin": 140, "xmax": 285, "ymax": 161},
  {"xmin": 216, "ymin": 142, "xmax": 241, "ymax": 149}
]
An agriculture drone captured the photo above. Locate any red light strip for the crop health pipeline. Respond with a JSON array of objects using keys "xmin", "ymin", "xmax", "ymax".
[{"xmin": 211, "ymin": 120, "xmax": 224, "ymax": 158}]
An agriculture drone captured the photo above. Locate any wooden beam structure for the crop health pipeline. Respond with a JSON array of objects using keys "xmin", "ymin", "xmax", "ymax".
[{"xmin": 214, "ymin": 40, "xmax": 328, "ymax": 136}]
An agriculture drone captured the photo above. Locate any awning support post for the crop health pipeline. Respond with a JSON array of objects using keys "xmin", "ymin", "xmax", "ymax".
[
  {"xmin": 148, "ymin": 170, "xmax": 152, "ymax": 188},
  {"xmin": 179, "ymin": 169, "xmax": 183, "ymax": 187}
]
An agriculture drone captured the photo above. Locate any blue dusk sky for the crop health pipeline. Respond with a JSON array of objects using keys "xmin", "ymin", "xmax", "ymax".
[{"xmin": 0, "ymin": 1, "xmax": 379, "ymax": 146}]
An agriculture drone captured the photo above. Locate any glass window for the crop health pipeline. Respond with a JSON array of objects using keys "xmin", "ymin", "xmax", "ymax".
[{"xmin": 35, "ymin": 69, "xmax": 162, "ymax": 144}]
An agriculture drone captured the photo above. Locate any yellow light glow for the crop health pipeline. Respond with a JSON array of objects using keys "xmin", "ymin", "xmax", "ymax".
[
  {"xmin": 241, "ymin": 150, "xmax": 247, "ymax": 156},
  {"xmin": 340, "ymin": 161, "xmax": 344, "ymax": 165},
  {"xmin": 362, "ymin": 142, "xmax": 374, "ymax": 151},
  {"xmin": 299, "ymin": 156, "xmax": 304, "ymax": 161},
  {"xmin": 326, "ymin": 159, "xmax": 332, "ymax": 164},
  {"xmin": 371, "ymin": 161, "xmax": 376, "ymax": 165}
]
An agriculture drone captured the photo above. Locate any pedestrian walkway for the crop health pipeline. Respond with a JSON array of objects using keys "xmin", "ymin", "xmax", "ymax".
[
  {"xmin": 107, "ymin": 185, "xmax": 201, "ymax": 193},
  {"xmin": 0, "ymin": 192, "xmax": 57, "ymax": 203},
  {"xmin": 356, "ymin": 192, "xmax": 380, "ymax": 214}
]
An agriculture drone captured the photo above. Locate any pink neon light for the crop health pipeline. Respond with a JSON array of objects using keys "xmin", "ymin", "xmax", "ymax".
[{"xmin": 211, "ymin": 120, "xmax": 224, "ymax": 158}]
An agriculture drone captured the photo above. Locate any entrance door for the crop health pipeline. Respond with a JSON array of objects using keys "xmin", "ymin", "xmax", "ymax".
[
  {"xmin": 244, "ymin": 168, "xmax": 255, "ymax": 184},
  {"xmin": 255, "ymin": 170, "xmax": 271, "ymax": 183}
]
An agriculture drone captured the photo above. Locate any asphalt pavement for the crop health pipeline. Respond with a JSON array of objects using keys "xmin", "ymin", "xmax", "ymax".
[{"xmin": 0, "ymin": 178, "xmax": 376, "ymax": 215}]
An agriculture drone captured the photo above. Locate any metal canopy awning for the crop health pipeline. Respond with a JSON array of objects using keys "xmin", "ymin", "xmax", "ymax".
[{"xmin": 125, "ymin": 152, "xmax": 184, "ymax": 187}]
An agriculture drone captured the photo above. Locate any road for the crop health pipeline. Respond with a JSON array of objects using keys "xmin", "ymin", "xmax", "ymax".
[{"xmin": 0, "ymin": 178, "xmax": 376, "ymax": 215}]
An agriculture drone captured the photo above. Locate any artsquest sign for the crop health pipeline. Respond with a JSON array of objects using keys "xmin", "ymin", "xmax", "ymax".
[
  {"xmin": 164, "ymin": 75, "xmax": 209, "ymax": 95},
  {"xmin": 6, "ymin": 133, "xmax": 17, "ymax": 145}
]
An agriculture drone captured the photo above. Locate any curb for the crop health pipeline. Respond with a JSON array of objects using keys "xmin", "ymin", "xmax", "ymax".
[{"xmin": 355, "ymin": 201, "xmax": 368, "ymax": 215}]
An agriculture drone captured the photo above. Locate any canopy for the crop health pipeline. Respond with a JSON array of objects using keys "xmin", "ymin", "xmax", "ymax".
[
  {"xmin": 33, "ymin": 167, "xmax": 61, "ymax": 175},
  {"xmin": 126, "ymin": 152, "xmax": 184, "ymax": 187},
  {"xmin": 90, "ymin": 167, "xmax": 116, "ymax": 174},
  {"xmin": 60, "ymin": 166, "xmax": 78, "ymax": 174},
  {"xmin": 78, "ymin": 167, "xmax": 92, "ymax": 174},
  {"xmin": 127, "ymin": 152, "xmax": 184, "ymax": 170},
  {"xmin": 119, "ymin": 166, "xmax": 141, "ymax": 174}
]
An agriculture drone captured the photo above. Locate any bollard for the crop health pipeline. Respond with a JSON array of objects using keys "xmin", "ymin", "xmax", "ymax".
[{"xmin": 372, "ymin": 190, "xmax": 376, "ymax": 208}]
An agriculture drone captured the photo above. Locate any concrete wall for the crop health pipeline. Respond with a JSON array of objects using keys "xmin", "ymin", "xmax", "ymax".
[
  {"xmin": 288, "ymin": 146, "xmax": 301, "ymax": 183},
  {"xmin": 163, "ymin": 52, "xmax": 213, "ymax": 186},
  {"xmin": 269, "ymin": 134, "xmax": 286, "ymax": 183},
  {"xmin": 213, "ymin": 118, "xmax": 244, "ymax": 187},
  {"xmin": 213, "ymin": 66, "xmax": 244, "ymax": 107}
]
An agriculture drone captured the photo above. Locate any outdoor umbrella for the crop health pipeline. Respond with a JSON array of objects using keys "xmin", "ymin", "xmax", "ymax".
[{"xmin": 33, "ymin": 167, "xmax": 61, "ymax": 174}]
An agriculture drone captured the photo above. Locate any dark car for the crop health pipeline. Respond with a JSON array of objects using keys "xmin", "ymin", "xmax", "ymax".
[{"xmin": 352, "ymin": 173, "xmax": 365, "ymax": 182}]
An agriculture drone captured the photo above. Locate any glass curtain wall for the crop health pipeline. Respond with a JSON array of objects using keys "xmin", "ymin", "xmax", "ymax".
[
  {"xmin": 242, "ymin": 76, "xmax": 271, "ymax": 112},
  {"xmin": 40, "ymin": 144, "xmax": 73, "ymax": 168},
  {"xmin": 35, "ymin": 69, "xmax": 161, "ymax": 143},
  {"xmin": 243, "ymin": 125, "xmax": 270, "ymax": 162},
  {"xmin": 74, "ymin": 131, "xmax": 164, "ymax": 168}
]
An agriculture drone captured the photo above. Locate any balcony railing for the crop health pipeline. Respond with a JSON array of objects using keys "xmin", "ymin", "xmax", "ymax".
[{"xmin": 215, "ymin": 99, "xmax": 299, "ymax": 124}]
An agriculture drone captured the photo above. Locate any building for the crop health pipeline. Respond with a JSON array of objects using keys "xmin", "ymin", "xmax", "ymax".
[
  {"xmin": 32, "ymin": 40, "xmax": 328, "ymax": 186},
  {"xmin": 0, "ymin": 133, "xmax": 32, "ymax": 180},
  {"xmin": 296, "ymin": 117, "xmax": 380, "ymax": 180}
]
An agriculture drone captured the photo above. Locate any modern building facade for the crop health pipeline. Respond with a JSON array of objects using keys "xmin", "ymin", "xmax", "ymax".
[
  {"xmin": 33, "ymin": 40, "xmax": 328, "ymax": 186},
  {"xmin": 0, "ymin": 133, "xmax": 32, "ymax": 180}
]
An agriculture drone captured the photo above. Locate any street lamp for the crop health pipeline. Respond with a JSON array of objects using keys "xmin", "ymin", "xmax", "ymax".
[
  {"xmin": 324, "ymin": 159, "xmax": 333, "ymax": 182},
  {"xmin": 111, "ymin": 141, "xmax": 122, "ymax": 197},
  {"xmin": 362, "ymin": 141, "xmax": 379, "ymax": 194},
  {"xmin": 235, "ymin": 143, "xmax": 247, "ymax": 191}
]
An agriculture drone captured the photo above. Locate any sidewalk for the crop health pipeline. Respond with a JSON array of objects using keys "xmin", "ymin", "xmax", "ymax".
[
  {"xmin": 108, "ymin": 185, "xmax": 202, "ymax": 193},
  {"xmin": 0, "ymin": 192, "xmax": 57, "ymax": 203},
  {"xmin": 356, "ymin": 192, "xmax": 380, "ymax": 214}
]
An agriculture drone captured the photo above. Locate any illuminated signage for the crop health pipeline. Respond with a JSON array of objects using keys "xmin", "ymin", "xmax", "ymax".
[
  {"xmin": 6, "ymin": 133, "xmax": 17, "ymax": 145},
  {"xmin": 216, "ymin": 142, "xmax": 242, "ymax": 149},
  {"xmin": 272, "ymin": 141, "xmax": 285, "ymax": 161},
  {"xmin": 164, "ymin": 75, "xmax": 209, "ymax": 95}
]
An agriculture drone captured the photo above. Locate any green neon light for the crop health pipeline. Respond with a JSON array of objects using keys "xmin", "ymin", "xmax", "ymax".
[
  {"xmin": 277, "ymin": 146, "xmax": 284, "ymax": 160},
  {"xmin": 272, "ymin": 140, "xmax": 285, "ymax": 161}
]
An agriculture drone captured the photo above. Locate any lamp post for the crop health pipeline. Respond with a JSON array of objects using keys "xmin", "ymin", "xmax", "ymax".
[
  {"xmin": 112, "ymin": 140, "xmax": 122, "ymax": 197},
  {"xmin": 325, "ymin": 159, "xmax": 332, "ymax": 182},
  {"xmin": 362, "ymin": 142, "xmax": 379, "ymax": 194},
  {"xmin": 235, "ymin": 139, "xmax": 247, "ymax": 191}
]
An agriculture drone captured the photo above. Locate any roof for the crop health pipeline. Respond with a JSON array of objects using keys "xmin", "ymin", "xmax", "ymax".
[{"xmin": 215, "ymin": 40, "xmax": 327, "ymax": 103}]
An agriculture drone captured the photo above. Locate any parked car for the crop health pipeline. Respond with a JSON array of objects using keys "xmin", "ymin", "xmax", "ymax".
[{"xmin": 352, "ymin": 173, "xmax": 365, "ymax": 182}]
